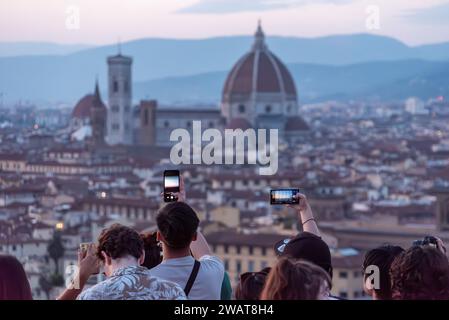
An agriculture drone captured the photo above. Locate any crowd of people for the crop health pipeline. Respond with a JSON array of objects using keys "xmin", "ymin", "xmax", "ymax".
[{"xmin": 1, "ymin": 176, "xmax": 449, "ymax": 300}]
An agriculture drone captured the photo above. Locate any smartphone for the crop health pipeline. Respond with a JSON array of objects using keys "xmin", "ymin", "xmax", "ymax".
[
  {"xmin": 270, "ymin": 189, "xmax": 300, "ymax": 205},
  {"xmin": 164, "ymin": 170, "xmax": 180, "ymax": 202},
  {"xmin": 79, "ymin": 242, "xmax": 91, "ymax": 253}
]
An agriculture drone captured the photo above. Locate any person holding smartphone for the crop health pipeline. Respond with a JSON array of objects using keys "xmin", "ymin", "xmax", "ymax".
[{"xmin": 150, "ymin": 174, "xmax": 225, "ymax": 300}]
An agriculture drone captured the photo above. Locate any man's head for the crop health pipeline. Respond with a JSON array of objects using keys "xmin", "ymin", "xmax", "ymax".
[
  {"xmin": 156, "ymin": 202, "xmax": 199, "ymax": 250},
  {"xmin": 96, "ymin": 224, "xmax": 145, "ymax": 276},
  {"xmin": 362, "ymin": 245, "xmax": 404, "ymax": 300},
  {"xmin": 277, "ymin": 232, "xmax": 333, "ymax": 278},
  {"xmin": 390, "ymin": 245, "xmax": 449, "ymax": 300}
]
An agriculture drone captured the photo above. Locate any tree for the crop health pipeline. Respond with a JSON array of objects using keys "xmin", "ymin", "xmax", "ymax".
[{"xmin": 47, "ymin": 231, "xmax": 65, "ymax": 274}]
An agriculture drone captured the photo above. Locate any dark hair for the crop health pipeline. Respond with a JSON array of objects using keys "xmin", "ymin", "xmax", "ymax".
[
  {"xmin": 0, "ymin": 255, "xmax": 33, "ymax": 300},
  {"xmin": 235, "ymin": 267, "xmax": 270, "ymax": 300},
  {"xmin": 96, "ymin": 224, "xmax": 144, "ymax": 261},
  {"xmin": 141, "ymin": 232, "xmax": 162, "ymax": 269},
  {"xmin": 363, "ymin": 245, "xmax": 404, "ymax": 300},
  {"xmin": 281, "ymin": 232, "xmax": 333, "ymax": 278},
  {"xmin": 390, "ymin": 246, "xmax": 449, "ymax": 300},
  {"xmin": 156, "ymin": 202, "xmax": 199, "ymax": 249},
  {"xmin": 260, "ymin": 258, "xmax": 331, "ymax": 300}
]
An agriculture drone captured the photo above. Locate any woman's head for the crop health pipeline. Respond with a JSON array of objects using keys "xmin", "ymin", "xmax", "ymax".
[
  {"xmin": 260, "ymin": 257, "xmax": 332, "ymax": 300},
  {"xmin": 96, "ymin": 224, "xmax": 145, "ymax": 276},
  {"xmin": 235, "ymin": 267, "xmax": 270, "ymax": 300},
  {"xmin": 362, "ymin": 245, "xmax": 404, "ymax": 300},
  {"xmin": 140, "ymin": 232, "xmax": 162, "ymax": 269},
  {"xmin": 390, "ymin": 245, "xmax": 449, "ymax": 300},
  {"xmin": 0, "ymin": 255, "xmax": 33, "ymax": 300}
]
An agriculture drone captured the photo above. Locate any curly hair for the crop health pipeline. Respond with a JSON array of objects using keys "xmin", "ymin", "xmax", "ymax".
[
  {"xmin": 260, "ymin": 258, "xmax": 332, "ymax": 300},
  {"xmin": 96, "ymin": 224, "xmax": 144, "ymax": 261},
  {"xmin": 140, "ymin": 232, "xmax": 162, "ymax": 269},
  {"xmin": 390, "ymin": 246, "xmax": 449, "ymax": 300}
]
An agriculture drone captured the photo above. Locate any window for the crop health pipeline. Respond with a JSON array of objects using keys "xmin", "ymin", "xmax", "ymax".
[
  {"xmin": 236, "ymin": 246, "xmax": 241, "ymax": 254},
  {"xmin": 224, "ymin": 259, "xmax": 229, "ymax": 271},
  {"xmin": 261, "ymin": 247, "xmax": 267, "ymax": 256},
  {"xmin": 339, "ymin": 271, "xmax": 348, "ymax": 279},
  {"xmin": 124, "ymin": 105, "xmax": 130, "ymax": 113},
  {"xmin": 111, "ymin": 105, "xmax": 119, "ymax": 112},
  {"xmin": 144, "ymin": 109, "xmax": 149, "ymax": 126},
  {"xmin": 113, "ymin": 80, "xmax": 118, "ymax": 92},
  {"xmin": 354, "ymin": 271, "xmax": 361, "ymax": 278},
  {"xmin": 339, "ymin": 291, "xmax": 348, "ymax": 298},
  {"xmin": 265, "ymin": 105, "xmax": 272, "ymax": 113},
  {"xmin": 236, "ymin": 260, "xmax": 242, "ymax": 273},
  {"xmin": 112, "ymin": 123, "xmax": 120, "ymax": 131},
  {"xmin": 164, "ymin": 121, "xmax": 169, "ymax": 128},
  {"xmin": 124, "ymin": 81, "xmax": 129, "ymax": 93},
  {"xmin": 248, "ymin": 260, "xmax": 255, "ymax": 272},
  {"xmin": 286, "ymin": 105, "xmax": 291, "ymax": 113},
  {"xmin": 238, "ymin": 104, "xmax": 245, "ymax": 113},
  {"xmin": 224, "ymin": 245, "xmax": 229, "ymax": 254},
  {"xmin": 249, "ymin": 246, "xmax": 253, "ymax": 255},
  {"xmin": 186, "ymin": 122, "xmax": 191, "ymax": 128},
  {"xmin": 208, "ymin": 121, "xmax": 214, "ymax": 128}
]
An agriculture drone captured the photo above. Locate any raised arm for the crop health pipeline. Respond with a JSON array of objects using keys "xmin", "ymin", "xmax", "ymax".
[
  {"xmin": 190, "ymin": 231, "xmax": 212, "ymax": 260},
  {"xmin": 289, "ymin": 193, "xmax": 321, "ymax": 237},
  {"xmin": 57, "ymin": 244, "xmax": 99, "ymax": 300}
]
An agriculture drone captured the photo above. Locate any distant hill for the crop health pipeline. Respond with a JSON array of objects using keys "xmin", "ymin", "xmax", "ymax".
[
  {"xmin": 1, "ymin": 34, "xmax": 449, "ymax": 104},
  {"xmin": 134, "ymin": 59, "xmax": 449, "ymax": 104},
  {"xmin": 0, "ymin": 42, "xmax": 92, "ymax": 57}
]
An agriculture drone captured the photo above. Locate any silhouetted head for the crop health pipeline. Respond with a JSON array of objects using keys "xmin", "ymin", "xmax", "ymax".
[
  {"xmin": 260, "ymin": 257, "xmax": 332, "ymax": 300},
  {"xmin": 390, "ymin": 246, "xmax": 449, "ymax": 300},
  {"xmin": 96, "ymin": 224, "xmax": 145, "ymax": 276},
  {"xmin": 235, "ymin": 267, "xmax": 270, "ymax": 300},
  {"xmin": 277, "ymin": 232, "xmax": 333, "ymax": 278},
  {"xmin": 140, "ymin": 232, "xmax": 162, "ymax": 269},
  {"xmin": 362, "ymin": 245, "xmax": 404, "ymax": 300},
  {"xmin": 0, "ymin": 254, "xmax": 33, "ymax": 300},
  {"xmin": 156, "ymin": 202, "xmax": 199, "ymax": 250}
]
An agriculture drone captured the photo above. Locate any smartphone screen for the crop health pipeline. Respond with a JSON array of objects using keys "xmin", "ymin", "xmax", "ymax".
[
  {"xmin": 270, "ymin": 189, "xmax": 300, "ymax": 205},
  {"xmin": 164, "ymin": 170, "xmax": 180, "ymax": 202}
]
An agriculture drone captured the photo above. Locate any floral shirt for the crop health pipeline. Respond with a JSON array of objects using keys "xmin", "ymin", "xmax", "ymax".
[{"xmin": 77, "ymin": 265, "xmax": 187, "ymax": 300}]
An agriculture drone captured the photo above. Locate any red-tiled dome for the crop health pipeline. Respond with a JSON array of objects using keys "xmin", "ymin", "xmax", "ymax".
[
  {"xmin": 72, "ymin": 82, "xmax": 106, "ymax": 119},
  {"xmin": 285, "ymin": 116, "xmax": 310, "ymax": 131},
  {"xmin": 225, "ymin": 118, "xmax": 253, "ymax": 130},
  {"xmin": 222, "ymin": 23, "xmax": 297, "ymax": 102}
]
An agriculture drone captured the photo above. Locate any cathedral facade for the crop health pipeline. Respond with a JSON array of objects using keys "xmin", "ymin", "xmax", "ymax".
[{"xmin": 71, "ymin": 23, "xmax": 309, "ymax": 147}]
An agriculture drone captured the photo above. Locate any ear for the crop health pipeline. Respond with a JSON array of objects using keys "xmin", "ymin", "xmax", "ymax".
[
  {"xmin": 138, "ymin": 249, "xmax": 145, "ymax": 266},
  {"xmin": 364, "ymin": 277, "xmax": 374, "ymax": 296},
  {"xmin": 192, "ymin": 231, "xmax": 197, "ymax": 242},
  {"xmin": 101, "ymin": 251, "xmax": 112, "ymax": 265},
  {"xmin": 156, "ymin": 231, "xmax": 162, "ymax": 242}
]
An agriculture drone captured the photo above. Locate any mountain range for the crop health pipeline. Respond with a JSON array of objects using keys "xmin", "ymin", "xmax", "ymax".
[{"xmin": 0, "ymin": 34, "xmax": 448, "ymax": 105}]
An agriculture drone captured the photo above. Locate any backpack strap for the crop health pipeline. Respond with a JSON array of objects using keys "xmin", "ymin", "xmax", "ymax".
[{"xmin": 184, "ymin": 260, "xmax": 201, "ymax": 297}]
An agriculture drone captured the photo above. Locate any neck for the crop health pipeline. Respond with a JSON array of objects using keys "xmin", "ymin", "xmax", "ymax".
[
  {"xmin": 110, "ymin": 256, "xmax": 139, "ymax": 274},
  {"xmin": 162, "ymin": 244, "xmax": 191, "ymax": 260}
]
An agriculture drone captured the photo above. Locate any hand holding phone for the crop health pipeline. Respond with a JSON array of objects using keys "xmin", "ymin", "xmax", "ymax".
[
  {"xmin": 270, "ymin": 189, "xmax": 300, "ymax": 205},
  {"xmin": 164, "ymin": 170, "xmax": 181, "ymax": 202}
]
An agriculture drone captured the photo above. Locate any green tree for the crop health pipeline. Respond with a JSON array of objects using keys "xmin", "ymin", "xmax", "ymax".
[{"xmin": 47, "ymin": 232, "xmax": 65, "ymax": 274}]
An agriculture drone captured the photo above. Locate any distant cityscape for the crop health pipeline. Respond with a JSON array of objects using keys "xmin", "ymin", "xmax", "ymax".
[{"xmin": 1, "ymin": 23, "xmax": 449, "ymax": 300}]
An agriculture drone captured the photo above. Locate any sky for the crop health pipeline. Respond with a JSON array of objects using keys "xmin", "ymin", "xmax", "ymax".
[{"xmin": 1, "ymin": 0, "xmax": 449, "ymax": 46}]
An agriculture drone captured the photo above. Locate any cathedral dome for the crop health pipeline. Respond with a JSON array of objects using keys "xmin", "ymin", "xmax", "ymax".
[
  {"xmin": 72, "ymin": 82, "xmax": 106, "ymax": 119},
  {"xmin": 222, "ymin": 22, "xmax": 297, "ymax": 103}
]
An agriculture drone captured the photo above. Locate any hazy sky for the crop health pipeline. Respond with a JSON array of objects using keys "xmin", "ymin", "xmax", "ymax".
[{"xmin": 1, "ymin": 0, "xmax": 449, "ymax": 46}]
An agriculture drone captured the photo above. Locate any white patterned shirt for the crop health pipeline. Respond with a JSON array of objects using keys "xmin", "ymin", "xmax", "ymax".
[{"xmin": 77, "ymin": 265, "xmax": 187, "ymax": 300}]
